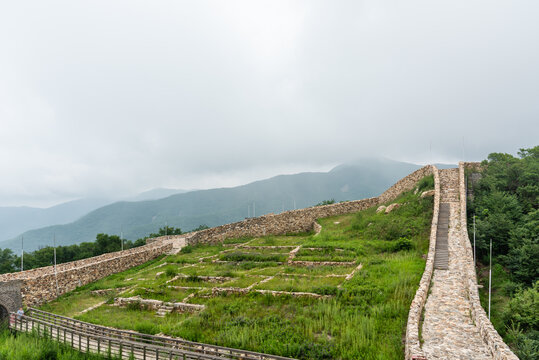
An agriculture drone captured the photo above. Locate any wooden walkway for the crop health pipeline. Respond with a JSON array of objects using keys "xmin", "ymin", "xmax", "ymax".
[{"xmin": 9, "ymin": 308, "xmax": 294, "ymax": 360}]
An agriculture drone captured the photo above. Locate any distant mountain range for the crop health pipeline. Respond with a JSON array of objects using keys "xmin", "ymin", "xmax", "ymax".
[
  {"xmin": 0, "ymin": 189, "xmax": 190, "ymax": 245},
  {"xmin": 0, "ymin": 159, "xmax": 455, "ymax": 252}
]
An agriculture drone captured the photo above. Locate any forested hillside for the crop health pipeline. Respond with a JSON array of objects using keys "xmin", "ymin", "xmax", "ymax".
[
  {"xmin": 467, "ymin": 146, "xmax": 538, "ymax": 359},
  {"xmin": 1, "ymin": 158, "xmax": 422, "ymax": 252}
]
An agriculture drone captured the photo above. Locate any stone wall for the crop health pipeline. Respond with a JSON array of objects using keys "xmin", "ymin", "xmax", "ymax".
[
  {"xmin": 0, "ymin": 241, "xmax": 172, "ymax": 307},
  {"xmin": 378, "ymin": 166, "xmax": 435, "ymax": 204},
  {"xmin": 405, "ymin": 166, "xmax": 441, "ymax": 360},
  {"xmin": 459, "ymin": 163, "xmax": 518, "ymax": 360},
  {"xmin": 0, "ymin": 281, "xmax": 23, "ymax": 316},
  {"xmin": 187, "ymin": 165, "xmax": 435, "ymax": 246},
  {"xmin": 0, "ymin": 164, "xmax": 434, "ymax": 310}
]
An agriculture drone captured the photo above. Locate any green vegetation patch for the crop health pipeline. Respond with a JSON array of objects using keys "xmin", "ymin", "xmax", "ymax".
[
  {"xmin": 248, "ymin": 235, "xmax": 309, "ymax": 246},
  {"xmin": 219, "ymin": 252, "xmax": 288, "ymax": 263},
  {"xmin": 0, "ymin": 328, "xmax": 110, "ymax": 360},
  {"xmin": 468, "ymin": 146, "xmax": 539, "ymax": 359},
  {"xmin": 253, "ymin": 275, "xmax": 343, "ymax": 294},
  {"xmin": 41, "ymin": 180, "xmax": 434, "ymax": 360}
]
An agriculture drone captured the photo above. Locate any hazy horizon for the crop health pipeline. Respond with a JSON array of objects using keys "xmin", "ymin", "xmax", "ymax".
[{"xmin": 1, "ymin": 1, "xmax": 537, "ymax": 207}]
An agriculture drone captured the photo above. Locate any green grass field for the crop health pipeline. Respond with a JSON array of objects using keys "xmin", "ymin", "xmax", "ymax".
[
  {"xmin": 39, "ymin": 180, "xmax": 433, "ymax": 360},
  {"xmin": 0, "ymin": 328, "xmax": 113, "ymax": 360}
]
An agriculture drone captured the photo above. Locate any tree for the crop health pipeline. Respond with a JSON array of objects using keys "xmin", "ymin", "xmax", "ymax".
[{"xmin": 0, "ymin": 248, "xmax": 17, "ymax": 273}]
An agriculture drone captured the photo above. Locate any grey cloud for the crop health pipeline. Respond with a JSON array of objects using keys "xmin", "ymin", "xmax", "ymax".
[{"xmin": 0, "ymin": 0, "xmax": 537, "ymax": 206}]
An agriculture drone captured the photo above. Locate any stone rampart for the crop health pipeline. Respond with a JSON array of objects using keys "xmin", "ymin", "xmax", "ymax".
[
  {"xmin": 405, "ymin": 166, "xmax": 440, "ymax": 360},
  {"xmin": 187, "ymin": 165, "xmax": 435, "ymax": 246},
  {"xmin": 378, "ymin": 166, "xmax": 435, "ymax": 204},
  {"xmin": 0, "ymin": 241, "xmax": 172, "ymax": 307},
  {"xmin": 459, "ymin": 163, "xmax": 518, "ymax": 360},
  {"xmin": 0, "ymin": 165, "xmax": 434, "ymax": 310}
]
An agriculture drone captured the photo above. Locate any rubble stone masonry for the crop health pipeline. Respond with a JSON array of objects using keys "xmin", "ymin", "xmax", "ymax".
[{"xmin": 0, "ymin": 165, "xmax": 434, "ymax": 309}]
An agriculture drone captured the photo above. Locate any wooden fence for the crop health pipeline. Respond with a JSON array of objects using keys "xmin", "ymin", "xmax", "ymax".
[{"xmin": 9, "ymin": 308, "xmax": 294, "ymax": 360}]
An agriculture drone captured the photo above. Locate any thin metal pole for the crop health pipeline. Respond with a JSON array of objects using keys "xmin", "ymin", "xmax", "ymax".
[
  {"xmin": 488, "ymin": 238, "xmax": 492, "ymax": 320},
  {"xmin": 473, "ymin": 215, "xmax": 476, "ymax": 267},
  {"xmin": 54, "ymin": 234, "xmax": 59, "ymax": 296},
  {"xmin": 21, "ymin": 236, "xmax": 24, "ymax": 271}
]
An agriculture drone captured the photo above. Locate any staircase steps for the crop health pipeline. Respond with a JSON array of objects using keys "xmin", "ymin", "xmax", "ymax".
[
  {"xmin": 434, "ymin": 203, "xmax": 450, "ymax": 270},
  {"xmin": 156, "ymin": 305, "xmax": 174, "ymax": 317}
]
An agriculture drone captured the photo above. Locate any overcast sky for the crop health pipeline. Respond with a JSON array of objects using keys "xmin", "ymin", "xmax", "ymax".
[{"xmin": 1, "ymin": 1, "xmax": 537, "ymax": 207}]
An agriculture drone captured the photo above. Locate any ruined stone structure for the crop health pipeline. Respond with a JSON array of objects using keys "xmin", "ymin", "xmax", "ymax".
[
  {"xmin": 0, "ymin": 241, "xmax": 172, "ymax": 307},
  {"xmin": 0, "ymin": 165, "xmax": 433, "ymax": 311},
  {"xmin": 0, "ymin": 281, "xmax": 22, "ymax": 323},
  {"xmin": 184, "ymin": 166, "xmax": 435, "ymax": 245},
  {"xmin": 0, "ymin": 162, "xmax": 515, "ymax": 359},
  {"xmin": 405, "ymin": 163, "xmax": 517, "ymax": 360}
]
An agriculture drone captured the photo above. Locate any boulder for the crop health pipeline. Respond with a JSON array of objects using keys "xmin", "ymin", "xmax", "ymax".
[
  {"xmin": 385, "ymin": 203, "xmax": 401, "ymax": 214},
  {"xmin": 420, "ymin": 190, "xmax": 435, "ymax": 198},
  {"xmin": 376, "ymin": 206, "xmax": 386, "ymax": 213}
]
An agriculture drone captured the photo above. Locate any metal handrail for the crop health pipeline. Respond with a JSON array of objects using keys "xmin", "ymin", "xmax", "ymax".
[
  {"xmin": 10, "ymin": 313, "xmax": 225, "ymax": 360},
  {"xmin": 26, "ymin": 308, "xmax": 294, "ymax": 360}
]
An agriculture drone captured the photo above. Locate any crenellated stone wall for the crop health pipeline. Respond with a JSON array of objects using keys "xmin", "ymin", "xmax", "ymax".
[
  {"xmin": 459, "ymin": 162, "xmax": 518, "ymax": 360},
  {"xmin": 405, "ymin": 166, "xmax": 441, "ymax": 360}
]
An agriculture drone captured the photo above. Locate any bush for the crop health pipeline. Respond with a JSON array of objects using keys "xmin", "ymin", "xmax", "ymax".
[
  {"xmin": 312, "ymin": 285, "xmax": 338, "ymax": 296},
  {"xmin": 126, "ymin": 301, "xmax": 142, "ymax": 311},
  {"xmin": 417, "ymin": 175, "xmax": 434, "ymax": 192},
  {"xmin": 180, "ymin": 245, "xmax": 193, "ymax": 254},
  {"xmin": 503, "ymin": 281, "xmax": 539, "ymax": 332},
  {"xmin": 392, "ymin": 238, "xmax": 413, "ymax": 252},
  {"xmin": 165, "ymin": 266, "xmax": 178, "ymax": 277}
]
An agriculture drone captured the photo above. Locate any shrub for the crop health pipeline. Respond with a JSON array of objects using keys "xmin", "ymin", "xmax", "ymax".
[
  {"xmin": 180, "ymin": 246, "xmax": 193, "ymax": 254},
  {"xmin": 165, "ymin": 266, "xmax": 178, "ymax": 277},
  {"xmin": 312, "ymin": 285, "xmax": 338, "ymax": 296},
  {"xmin": 503, "ymin": 281, "xmax": 539, "ymax": 332},
  {"xmin": 417, "ymin": 175, "xmax": 434, "ymax": 192},
  {"xmin": 126, "ymin": 301, "xmax": 142, "ymax": 311},
  {"xmin": 392, "ymin": 238, "xmax": 413, "ymax": 252}
]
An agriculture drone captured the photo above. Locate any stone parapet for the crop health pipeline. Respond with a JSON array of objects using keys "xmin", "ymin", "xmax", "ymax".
[
  {"xmin": 459, "ymin": 162, "xmax": 518, "ymax": 360},
  {"xmin": 405, "ymin": 166, "xmax": 440, "ymax": 360},
  {"xmin": 0, "ymin": 241, "xmax": 172, "ymax": 307}
]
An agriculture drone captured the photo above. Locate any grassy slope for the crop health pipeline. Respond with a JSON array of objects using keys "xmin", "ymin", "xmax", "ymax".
[
  {"xmin": 3, "ymin": 158, "xmax": 420, "ymax": 251},
  {"xmin": 40, "ymin": 183, "xmax": 433, "ymax": 360},
  {"xmin": 0, "ymin": 328, "xmax": 112, "ymax": 360}
]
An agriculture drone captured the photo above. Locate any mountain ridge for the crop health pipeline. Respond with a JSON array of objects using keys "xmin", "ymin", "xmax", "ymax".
[{"xmin": 0, "ymin": 158, "xmax": 454, "ymax": 252}]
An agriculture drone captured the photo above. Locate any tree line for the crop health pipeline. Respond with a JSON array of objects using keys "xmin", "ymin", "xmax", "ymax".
[
  {"xmin": 0, "ymin": 225, "xmax": 202, "ymax": 274},
  {"xmin": 467, "ymin": 146, "xmax": 538, "ymax": 359}
]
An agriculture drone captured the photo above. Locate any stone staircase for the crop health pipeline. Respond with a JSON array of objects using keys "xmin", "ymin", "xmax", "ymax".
[
  {"xmin": 434, "ymin": 203, "xmax": 449, "ymax": 270},
  {"xmin": 421, "ymin": 168, "xmax": 493, "ymax": 359},
  {"xmin": 156, "ymin": 304, "xmax": 174, "ymax": 317},
  {"xmin": 167, "ymin": 236, "xmax": 187, "ymax": 254}
]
